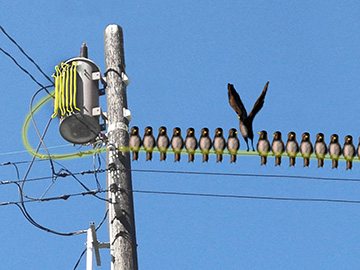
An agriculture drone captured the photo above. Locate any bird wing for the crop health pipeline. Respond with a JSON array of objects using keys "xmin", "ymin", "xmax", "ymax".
[
  {"xmin": 248, "ymin": 81, "xmax": 269, "ymax": 121},
  {"xmin": 227, "ymin": 83, "xmax": 247, "ymax": 119}
]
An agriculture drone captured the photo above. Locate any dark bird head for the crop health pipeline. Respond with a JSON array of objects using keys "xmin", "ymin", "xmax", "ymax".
[
  {"xmin": 158, "ymin": 126, "xmax": 167, "ymax": 136},
  {"xmin": 287, "ymin": 131, "xmax": 296, "ymax": 141},
  {"xmin": 272, "ymin": 131, "xmax": 282, "ymax": 140},
  {"xmin": 145, "ymin": 126, "xmax": 153, "ymax": 135},
  {"xmin": 201, "ymin": 128, "xmax": 210, "ymax": 137},
  {"xmin": 330, "ymin": 134, "xmax": 339, "ymax": 143},
  {"xmin": 214, "ymin": 128, "xmax": 223, "ymax": 137},
  {"xmin": 316, "ymin": 133, "xmax": 325, "ymax": 143},
  {"xmin": 257, "ymin": 130, "xmax": 268, "ymax": 140},
  {"xmin": 345, "ymin": 135, "xmax": 353, "ymax": 144},
  {"xmin": 131, "ymin": 126, "xmax": 139, "ymax": 135},
  {"xmin": 186, "ymin": 127, "xmax": 195, "ymax": 137},
  {"xmin": 173, "ymin": 127, "xmax": 181, "ymax": 136},
  {"xmin": 301, "ymin": 132, "xmax": 310, "ymax": 142},
  {"xmin": 228, "ymin": 128, "xmax": 238, "ymax": 137}
]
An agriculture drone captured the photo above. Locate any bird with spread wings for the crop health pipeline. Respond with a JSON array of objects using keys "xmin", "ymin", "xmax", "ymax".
[{"xmin": 227, "ymin": 82, "xmax": 269, "ymax": 151}]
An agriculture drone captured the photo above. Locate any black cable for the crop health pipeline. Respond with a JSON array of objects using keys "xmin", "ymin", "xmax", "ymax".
[
  {"xmin": 0, "ymin": 48, "xmax": 51, "ymax": 93},
  {"xmin": 0, "ymin": 25, "xmax": 54, "ymax": 84},
  {"xmin": 131, "ymin": 189, "xmax": 360, "ymax": 204},
  {"xmin": 1, "ymin": 188, "xmax": 107, "ymax": 206},
  {"xmin": 73, "ymin": 248, "xmax": 87, "ymax": 270}
]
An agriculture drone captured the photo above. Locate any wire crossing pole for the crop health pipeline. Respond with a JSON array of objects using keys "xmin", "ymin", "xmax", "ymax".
[{"xmin": 104, "ymin": 24, "xmax": 138, "ymax": 270}]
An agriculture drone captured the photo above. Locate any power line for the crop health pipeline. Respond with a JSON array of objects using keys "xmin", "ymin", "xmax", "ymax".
[
  {"xmin": 0, "ymin": 25, "xmax": 54, "ymax": 84},
  {"xmin": 0, "ymin": 47, "xmax": 50, "ymax": 91},
  {"xmin": 2, "ymin": 167, "xmax": 360, "ymax": 187},
  {"xmin": 131, "ymin": 189, "xmax": 360, "ymax": 204},
  {"xmin": 0, "ymin": 189, "xmax": 107, "ymax": 206}
]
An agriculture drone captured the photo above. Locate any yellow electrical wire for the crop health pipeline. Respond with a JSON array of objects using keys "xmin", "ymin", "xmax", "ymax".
[
  {"xmin": 69, "ymin": 62, "xmax": 74, "ymax": 113},
  {"xmin": 51, "ymin": 67, "xmax": 60, "ymax": 118},
  {"xmin": 60, "ymin": 63, "xmax": 67, "ymax": 116},
  {"xmin": 73, "ymin": 62, "xmax": 80, "ymax": 111},
  {"xmin": 64, "ymin": 62, "xmax": 71, "ymax": 113}
]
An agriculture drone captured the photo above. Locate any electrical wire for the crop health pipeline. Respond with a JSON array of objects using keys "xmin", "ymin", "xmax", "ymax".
[
  {"xmin": 0, "ymin": 47, "xmax": 50, "ymax": 91},
  {"xmin": 1, "ymin": 188, "xmax": 107, "ymax": 206},
  {"xmin": 131, "ymin": 189, "xmax": 360, "ymax": 204},
  {"xmin": 0, "ymin": 25, "xmax": 54, "ymax": 84}
]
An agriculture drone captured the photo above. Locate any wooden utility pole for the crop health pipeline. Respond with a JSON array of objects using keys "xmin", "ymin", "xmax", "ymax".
[{"xmin": 104, "ymin": 24, "xmax": 138, "ymax": 270}]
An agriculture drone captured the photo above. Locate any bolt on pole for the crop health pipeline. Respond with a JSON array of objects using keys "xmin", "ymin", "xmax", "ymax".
[{"xmin": 104, "ymin": 24, "xmax": 138, "ymax": 270}]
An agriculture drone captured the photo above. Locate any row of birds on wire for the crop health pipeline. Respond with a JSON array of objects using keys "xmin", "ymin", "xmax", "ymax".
[{"xmin": 129, "ymin": 126, "xmax": 360, "ymax": 170}]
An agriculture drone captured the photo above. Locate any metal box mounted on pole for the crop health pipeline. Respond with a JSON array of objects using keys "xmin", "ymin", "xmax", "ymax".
[{"xmin": 52, "ymin": 42, "xmax": 103, "ymax": 144}]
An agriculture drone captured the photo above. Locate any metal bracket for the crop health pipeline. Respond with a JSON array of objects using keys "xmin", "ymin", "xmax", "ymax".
[
  {"xmin": 99, "ymin": 88, "xmax": 106, "ymax": 96},
  {"xmin": 92, "ymin": 71, "xmax": 101, "ymax": 81}
]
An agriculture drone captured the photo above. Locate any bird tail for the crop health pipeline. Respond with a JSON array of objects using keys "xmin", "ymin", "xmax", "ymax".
[
  {"xmin": 317, "ymin": 159, "xmax": 324, "ymax": 168},
  {"xmin": 332, "ymin": 159, "xmax": 338, "ymax": 169},
  {"xmin": 146, "ymin": 152, "xmax": 152, "ymax": 161},
  {"xmin": 303, "ymin": 158, "xmax": 310, "ymax": 167},
  {"xmin": 174, "ymin": 153, "xmax": 181, "ymax": 162},
  {"xmin": 346, "ymin": 161, "xmax": 352, "ymax": 170},
  {"xmin": 260, "ymin": 156, "xmax": 267, "ymax": 165},
  {"xmin": 275, "ymin": 157, "xmax": 281, "ymax": 166},
  {"xmin": 132, "ymin": 151, "xmax": 139, "ymax": 161},
  {"xmin": 160, "ymin": 152, "xmax": 167, "ymax": 161},
  {"xmin": 216, "ymin": 154, "xmax": 223, "ymax": 163},
  {"xmin": 230, "ymin": 154, "xmax": 237, "ymax": 163},
  {"xmin": 289, "ymin": 157, "xmax": 296, "ymax": 167},
  {"xmin": 188, "ymin": 153, "xmax": 195, "ymax": 163},
  {"xmin": 202, "ymin": 154, "xmax": 209, "ymax": 162}
]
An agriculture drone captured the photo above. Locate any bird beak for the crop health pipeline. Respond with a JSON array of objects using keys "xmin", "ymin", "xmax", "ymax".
[
  {"xmin": 258, "ymin": 132, "xmax": 261, "ymax": 135},
  {"xmin": 272, "ymin": 134, "xmax": 275, "ymax": 137},
  {"xmin": 237, "ymin": 116, "xmax": 240, "ymax": 119},
  {"xmin": 235, "ymin": 131, "xmax": 238, "ymax": 134},
  {"xmin": 218, "ymin": 131, "xmax": 221, "ymax": 134},
  {"xmin": 162, "ymin": 129, "xmax": 165, "ymax": 132}
]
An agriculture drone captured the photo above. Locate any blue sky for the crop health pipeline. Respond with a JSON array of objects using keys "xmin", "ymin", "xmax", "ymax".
[{"xmin": 1, "ymin": 1, "xmax": 360, "ymax": 269}]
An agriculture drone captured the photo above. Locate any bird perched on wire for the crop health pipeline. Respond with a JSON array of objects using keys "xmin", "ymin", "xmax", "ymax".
[
  {"xmin": 199, "ymin": 128, "xmax": 212, "ymax": 162},
  {"xmin": 271, "ymin": 131, "xmax": 284, "ymax": 166},
  {"xmin": 343, "ymin": 135, "xmax": 356, "ymax": 170},
  {"xmin": 329, "ymin": 134, "xmax": 341, "ymax": 169},
  {"xmin": 286, "ymin": 132, "xmax": 299, "ymax": 167},
  {"xmin": 357, "ymin": 138, "xmax": 360, "ymax": 160},
  {"xmin": 227, "ymin": 128, "xmax": 240, "ymax": 163},
  {"xmin": 315, "ymin": 133, "xmax": 327, "ymax": 168},
  {"xmin": 171, "ymin": 127, "xmax": 184, "ymax": 162},
  {"xmin": 157, "ymin": 126, "xmax": 170, "ymax": 161},
  {"xmin": 129, "ymin": 126, "xmax": 142, "ymax": 161},
  {"xmin": 143, "ymin": 126, "xmax": 156, "ymax": 161},
  {"xmin": 185, "ymin": 128, "xmax": 198, "ymax": 162},
  {"xmin": 227, "ymin": 82, "xmax": 269, "ymax": 151},
  {"xmin": 213, "ymin": 128, "xmax": 226, "ymax": 162},
  {"xmin": 300, "ymin": 132, "xmax": 313, "ymax": 167},
  {"xmin": 257, "ymin": 130, "xmax": 270, "ymax": 165}
]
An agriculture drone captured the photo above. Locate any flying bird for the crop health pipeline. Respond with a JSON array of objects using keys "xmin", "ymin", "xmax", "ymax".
[
  {"xmin": 343, "ymin": 135, "xmax": 356, "ymax": 170},
  {"xmin": 227, "ymin": 82, "xmax": 269, "ymax": 151},
  {"xmin": 271, "ymin": 131, "xmax": 284, "ymax": 166},
  {"xmin": 329, "ymin": 134, "xmax": 341, "ymax": 169},
  {"xmin": 143, "ymin": 126, "xmax": 156, "ymax": 161},
  {"xmin": 199, "ymin": 128, "xmax": 212, "ymax": 162},
  {"xmin": 171, "ymin": 127, "xmax": 184, "ymax": 162},
  {"xmin": 286, "ymin": 132, "xmax": 299, "ymax": 167},
  {"xmin": 129, "ymin": 126, "xmax": 142, "ymax": 161},
  {"xmin": 300, "ymin": 132, "xmax": 313, "ymax": 167},
  {"xmin": 213, "ymin": 128, "xmax": 226, "ymax": 162},
  {"xmin": 185, "ymin": 128, "xmax": 198, "ymax": 162},
  {"xmin": 227, "ymin": 128, "xmax": 240, "ymax": 163},
  {"xmin": 157, "ymin": 126, "xmax": 170, "ymax": 161},
  {"xmin": 257, "ymin": 130, "xmax": 270, "ymax": 165},
  {"xmin": 315, "ymin": 133, "xmax": 327, "ymax": 168}
]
